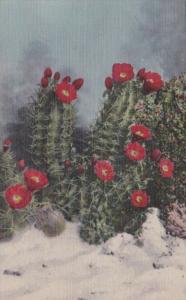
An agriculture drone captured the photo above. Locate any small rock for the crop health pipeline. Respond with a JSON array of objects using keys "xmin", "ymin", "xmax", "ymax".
[
  {"xmin": 135, "ymin": 239, "xmax": 144, "ymax": 247},
  {"xmin": 3, "ymin": 269, "xmax": 21, "ymax": 276},
  {"xmin": 34, "ymin": 204, "xmax": 65, "ymax": 237},
  {"xmin": 152, "ymin": 262, "xmax": 164, "ymax": 269}
]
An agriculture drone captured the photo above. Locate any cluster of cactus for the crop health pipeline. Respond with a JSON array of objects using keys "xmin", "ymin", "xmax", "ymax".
[
  {"xmin": 80, "ymin": 64, "xmax": 179, "ymax": 244},
  {"xmin": 0, "ymin": 63, "xmax": 185, "ymax": 244}
]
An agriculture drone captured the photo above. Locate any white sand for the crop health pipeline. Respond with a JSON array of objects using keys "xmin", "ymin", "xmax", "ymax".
[{"xmin": 0, "ymin": 208, "xmax": 186, "ymax": 300}]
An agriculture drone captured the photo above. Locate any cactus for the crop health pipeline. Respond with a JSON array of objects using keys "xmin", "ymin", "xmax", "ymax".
[
  {"xmin": 28, "ymin": 68, "xmax": 84, "ymax": 219},
  {"xmin": 80, "ymin": 64, "xmax": 159, "ymax": 244},
  {"xmin": 0, "ymin": 150, "xmax": 17, "ymax": 192},
  {"xmin": 134, "ymin": 73, "xmax": 186, "ymax": 208},
  {"xmin": 155, "ymin": 74, "xmax": 186, "ymax": 206},
  {"xmin": 0, "ymin": 147, "xmax": 22, "ymax": 239}
]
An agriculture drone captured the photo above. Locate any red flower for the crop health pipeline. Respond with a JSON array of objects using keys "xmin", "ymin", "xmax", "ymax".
[
  {"xmin": 94, "ymin": 160, "xmax": 115, "ymax": 182},
  {"xmin": 124, "ymin": 142, "xmax": 146, "ymax": 161},
  {"xmin": 143, "ymin": 72, "xmax": 164, "ymax": 93},
  {"xmin": 24, "ymin": 169, "xmax": 49, "ymax": 191},
  {"xmin": 64, "ymin": 160, "xmax": 72, "ymax": 168},
  {"xmin": 72, "ymin": 78, "xmax": 84, "ymax": 90},
  {"xmin": 131, "ymin": 124, "xmax": 152, "ymax": 140},
  {"xmin": 18, "ymin": 159, "xmax": 26, "ymax": 170},
  {"xmin": 137, "ymin": 68, "xmax": 147, "ymax": 80},
  {"xmin": 151, "ymin": 148, "xmax": 162, "ymax": 162},
  {"xmin": 63, "ymin": 76, "xmax": 71, "ymax": 83},
  {"xmin": 53, "ymin": 72, "xmax": 61, "ymax": 81},
  {"xmin": 105, "ymin": 77, "xmax": 113, "ymax": 89},
  {"xmin": 3, "ymin": 138, "xmax": 12, "ymax": 152},
  {"xmin": 3, "ymin": 138, "xmax": 12, "ymax": 146},
  {"xmin": 5, "ymin": 184, "xmax": 32, "ymax": 209},
  {"xmin": 44, "ymin": 67, "xmax": 52, "ymax": 77},
  {"xmin": 41, "ymin": 77, "xmax": 48, "ymax": 88},
  {"xmin": 112, "ymin": 63, "xmax": 134, "ymax": 83},
  {"xmin": 55, "ymin": 81, "xmax": 77, "ymax": 104},
  {"xmin": 159, "ymin": 159, "xmax": 174, "ymax": 178},
  {"xmin": 77, "ymin": 164, "xmax": 85, "ymax": 175},
  {"xmin": 131, "ymin": 190, "xmax": 149, "ymax": 208}
]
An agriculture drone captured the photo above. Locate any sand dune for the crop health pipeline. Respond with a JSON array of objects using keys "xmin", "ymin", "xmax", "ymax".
[{"xmin": 0, "ymin": 208, "xmax": 186, "ymax": 300}]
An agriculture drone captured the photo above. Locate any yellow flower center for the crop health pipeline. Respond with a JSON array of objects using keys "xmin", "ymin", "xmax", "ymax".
[
  {"xmin": 136, "ymin": 196, "xmax": 143, "ymax": 203},
  {"xmin": 120, "ymin": 72, "xmax": 127, "ymax": 78},
  {"xmin": 62, "ymin": 89, "xmax": 69, "ymax": 97},
  {"xmin": 135, "ymin": 130, "xmax": 144, "ymax": 137},
  {"xmin": 31, "ymin": 176, "xmax": 40, "ymax": 183},
  {"xmin": 131, "ymin": 150, "xmax": 138, "ymax": 157},
  {"xmin": 102, "ymin": 169, "xmax": 108, "ymax": 176},
  {"xmin": 13, "ymin": 195, "xmax": 22, "ymax": 203},
  {"xmin": 162, "ymin": 165, "xmax": 169, "ymax": 172}
]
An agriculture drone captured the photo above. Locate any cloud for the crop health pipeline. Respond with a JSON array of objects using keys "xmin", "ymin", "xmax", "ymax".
[
  {"xmin": 0, "ymin": 0, "xmax": 185, "ymax": 136},
  {"xmin": 0, "ymin": 41, "xmax": 53, "ymax": 138}
]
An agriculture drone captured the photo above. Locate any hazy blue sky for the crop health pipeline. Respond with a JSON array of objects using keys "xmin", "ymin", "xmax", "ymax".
[{"xmin": 0, "ymin": 0, "xmax": 185, "ymax": 134}]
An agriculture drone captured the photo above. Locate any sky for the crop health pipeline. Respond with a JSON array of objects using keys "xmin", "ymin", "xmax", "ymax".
[{"xmin": 0, "ymin": 0, "xmax": 185, "ymax": 136}]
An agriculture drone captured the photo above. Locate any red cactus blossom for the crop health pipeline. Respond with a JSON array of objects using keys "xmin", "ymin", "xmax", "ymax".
[
  {"xmin": 18, "ymin": 159, "xmax": 26, "ymax": 170},
  {"xmin": 44, "ymin": 67, "xmax": 52, "ymax": 77},
  {"xmin": 131, "ymin": 124, "xmax": 152, "ymax": 140},
  {"xmin": 3, "ymin": 138, "xmax": 12, "ymax": 152},
  {"xmin": 94, "ymin": 160, "xmax": 115, "ymax": 182},
  {"xmin": 53, "ymin": 72, "xmax": 61, "ymax": 81},
  {"xmin": 77, "ymin": 164, "xmax": 85, "ymax": 175},
  {"xmin": 5, "ymin": 184, "xmax": 32, "ymax": 209},
  {"xmin": 56, "ymin": 81, "xmax": 77, "ymax": 104},
  {"xmin": 151, "ymin": 148, "xmax": 162, "ymax": 162},
  {"xmin": 143, "ymin": 72, "xmax": 164, "ymax": 93},
  {"xmin": 159, "ymin": 159, "xmax": 174, "ymax": 178},
  {"xmin": 72, "ymin": 78, "xmax": 84, "ymax": 90},
  {"xmin": 112, "ymin": 63, "xmax": 134, "ymax": 83},
  {"xmin": 41, "ymin": 77, "xmax": 48, "ymax": 88},
  {"xmin": 63, "ymin": 76, "xmax": 71, "ymax": 83},
  {"xmin": 105, "ymin": 77, "xmax": 113, "ymax": 89},
  {"xmin": 124, "ymin": 142, "xmax": 146, "ymax": 161},
  {"xmin": 137, "ymin": 68, "xmax": 147, "ymax": 80},
  {"xmin": 24, "ymin": 169, "xmax": 49, "ymax": 192},
  {"xmin": 64, "ymin": 160, "xmax": 72, "ymax": 168},
  {"xmin": 131, "ymin": 190, "xmax": 149, "ymax": 208}
]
